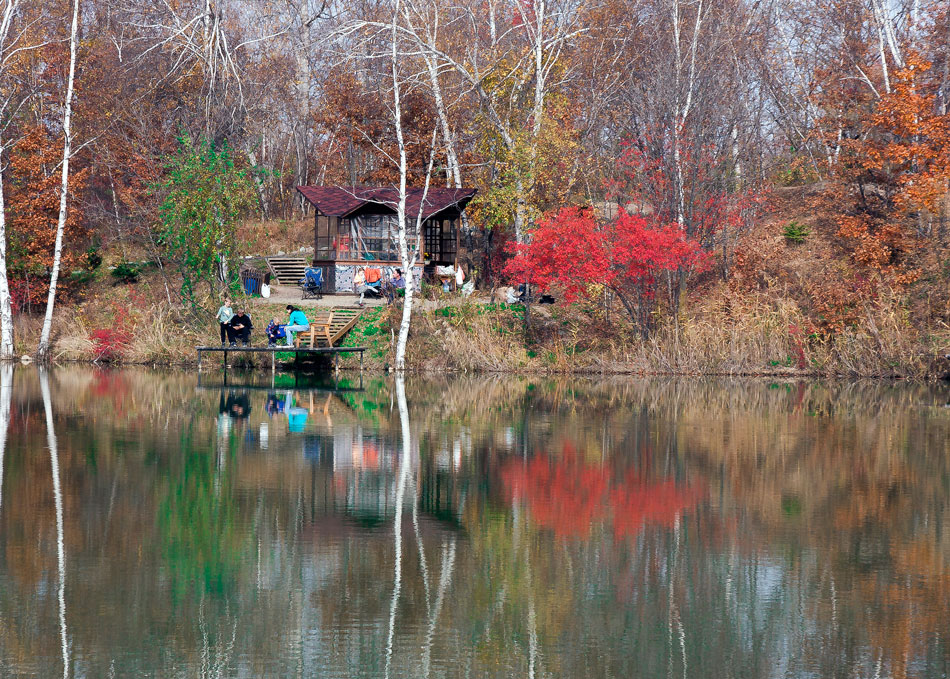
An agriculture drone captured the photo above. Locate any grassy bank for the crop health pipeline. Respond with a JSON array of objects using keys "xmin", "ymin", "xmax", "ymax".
[
  {"xmin": 12, "ymin": 261, "xmax": 948, "ymax": 378},
  {"xmin": 403, "ymin": 290, "xmax": 949, "ymax": 378}
]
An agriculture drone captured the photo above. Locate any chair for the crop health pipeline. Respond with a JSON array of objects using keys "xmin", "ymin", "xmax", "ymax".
[
  {"xmin": 294, "ymin": 311, "xmax": 334, "ymax": 347},
  {"xmin": 299, "ymin": 267, "xmax": 324, "ymax": 299}
]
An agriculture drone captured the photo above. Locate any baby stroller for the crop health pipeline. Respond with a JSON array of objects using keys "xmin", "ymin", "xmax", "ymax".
[{"xmin": 299, "ymin": 267, "xmax": 324, "ymax": 299}]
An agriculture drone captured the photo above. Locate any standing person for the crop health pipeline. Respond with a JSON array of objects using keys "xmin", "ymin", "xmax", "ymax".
[
  {"xmin": 284, "ymin": 305, "xmax": 310, "ymax": 346},
  {"xmin": 353, "ymin": 267, "xmax": 366, "ymax": 306},
  {"xmin": 227, "ymin": 307, "xmax": 253, "ymax": 346},
  {"xmin": 216, "ymin": 298, "xmax": 234, "ymax": 346}
]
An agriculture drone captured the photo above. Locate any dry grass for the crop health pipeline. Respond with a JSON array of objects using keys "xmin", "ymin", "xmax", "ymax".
[
  {"xmin": 235, "ymin": 218, "xmax": 312, "ymax": 257},
  {"xmin": 12, "ymin": 289, "xmax": 946, "ymax": 377},
  {"xmin": 401, "ymin": 289, "xmax": 948, "ymax": 378}
]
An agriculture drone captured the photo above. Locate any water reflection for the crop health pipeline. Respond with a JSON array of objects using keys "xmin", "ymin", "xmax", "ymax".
[
  {"xmin": 39, "ymin": 368, "xmax": 69, "ymax": 679},
  {"xmin": 0, "ymin": 368, "xmax": 947, "ymax": 677}
]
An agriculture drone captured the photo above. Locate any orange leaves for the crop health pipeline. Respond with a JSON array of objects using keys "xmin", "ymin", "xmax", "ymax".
[
  {"xmin": 870, "ymin": 54, "xmax": 950, "ymax": 217},
  {"xmin": 7, "ymin": 125, "xmax": 90, "ymax": 309},
  {"xmin": 813, "ymin": 52, "xmax": 946, "ymax": 308}
]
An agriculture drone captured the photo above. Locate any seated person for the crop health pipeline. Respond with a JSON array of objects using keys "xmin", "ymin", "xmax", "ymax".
[
  {"xmin": 384, "ymin": 268, "xmax": 406, "ymax": 304},
  {"xmin": 265, "ymin": 393, "xmax": 286, "ymax": 417},
  {"xmin": 284, "ymin": 305, "xmax": 310, "ymax": 346},
  {"xmin": 355, "ymin": 267, "xmax": 382, "ymax": 306},
  {"xmin": 227, "ymin": 308, "xmax": 253, "ymax": 346},
  {"xmin": 265, "ymin": 317, "xmax": 286, "ymax": 347}
]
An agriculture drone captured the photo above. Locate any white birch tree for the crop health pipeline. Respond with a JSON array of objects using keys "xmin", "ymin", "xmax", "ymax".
[
  {"xmin": 341, "ymin": 0, "xmax": 585, "ymax": 244},
  {"xmin": 0, "ymin": 0, "xmax": 29, "ymax": 359},
  {"xmin": 336, "ymin": 2, "xmax": 438, "ymax": 371},
  {"xmin": 37, "ymin": 0, "xmax": 81, "ymax": 361},
  {"xmin": 389, "ymin": 0, "xmax": 438, "ymax": 371}
]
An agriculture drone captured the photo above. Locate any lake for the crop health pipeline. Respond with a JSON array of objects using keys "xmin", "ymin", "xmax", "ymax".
[{"xmin": 0, "ymin": 367, "xmax": 948, "ymax": 678}]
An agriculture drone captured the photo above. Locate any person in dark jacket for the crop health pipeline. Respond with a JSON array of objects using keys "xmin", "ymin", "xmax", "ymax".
[{"xmin": 227, "ymin": 308, "xmax": 253, "ymax": 346}]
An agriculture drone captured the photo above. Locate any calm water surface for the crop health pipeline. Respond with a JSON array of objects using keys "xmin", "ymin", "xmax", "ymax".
[{"xmin": 0, "ymin": 367, "xmax": 948, "ymax": 678}]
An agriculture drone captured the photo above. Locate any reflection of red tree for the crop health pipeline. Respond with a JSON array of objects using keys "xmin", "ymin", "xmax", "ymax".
[
  {"xmin": 610, "ymin": 475, "xmax": 705, "ymax": 539},
  {"xmin": 502, "ymin": 455, "xmax": 609, "ymax": 537},
  {"xmin": 91, "ymin": 370, "xmax": 130, "ymax": 418},
  {"xmin": 501, "ymin": 448, "xmax": 703, "ymax": 539}
]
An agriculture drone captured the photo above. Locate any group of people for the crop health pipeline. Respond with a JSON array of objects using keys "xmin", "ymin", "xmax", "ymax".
[
  {"xmin": 214, "ymin": 264, "xmax": 409, "ymax": 347},
  {"xmin": 216, "ymin": 299, "xmax": 311, "ymax": 348},
  {"xmin": 215, "ymin": 301, "xmax": 254, "ymax": 346},
  {"xmin": 354, "ymin": 266, "xmax": 405, "ymax": 306}
]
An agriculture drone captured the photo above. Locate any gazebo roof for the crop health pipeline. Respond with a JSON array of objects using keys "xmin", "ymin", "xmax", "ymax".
[{"xmin": 296, "ymin": 186, "xmax": 477, "ymax": 220}]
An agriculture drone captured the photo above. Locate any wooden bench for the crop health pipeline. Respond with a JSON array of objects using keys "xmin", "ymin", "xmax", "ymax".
[
  {"xmin": 293, "ymin": 312, "xmax": 333, "ymax": 348},
  {"xmin": 290, "ymin": 308, "xmax": 363, "ymax": 348}
]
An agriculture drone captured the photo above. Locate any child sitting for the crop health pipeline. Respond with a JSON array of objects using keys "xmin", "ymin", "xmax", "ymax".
[{"xmin": 265, "ymin": 317, "xmax": 286, "ymax": 347}]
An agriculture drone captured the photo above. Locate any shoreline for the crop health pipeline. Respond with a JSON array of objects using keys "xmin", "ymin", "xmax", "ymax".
[{"xmin": 19, "ymin": 355, "xmax": 950, "ymax": 381}]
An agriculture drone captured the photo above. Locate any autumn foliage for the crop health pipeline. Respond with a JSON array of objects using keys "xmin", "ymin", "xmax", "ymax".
[
  {"xmin": 504, "ymin": 207, "xmax": 705, "ymax": 332},
  {"xmin": 6, "ymin": 126, "xmax": 89, "ymax": 311},
  {"xmin": 833, "ymin": 54, "xmax": 950, "ymax": 284}
]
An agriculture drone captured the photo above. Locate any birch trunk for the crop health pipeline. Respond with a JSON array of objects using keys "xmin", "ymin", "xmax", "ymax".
[
  {"xmin": 245, "ymin": 146, "xmax": 269, "ymax": 218},
  {"xmin": 424, "ymin": 52, "xmax": 462, "ymax": 189},
  {"xmin": 392, "ymin": 0, "xmax": 413, "ymax": 372},
  {"xmin": 37, "ymin": 0, "xmax": 81, "ymax": 361},
  {"xmin": 391, "ymin": 0, "xmax": 436, "ymax": 372},
  {"xmin": 0, "ymin": 0, "xmax": 21, "ymax": 360},
  {"xmin": 0, "ymin": 140, "xmax": 14, "ymax": 359}
]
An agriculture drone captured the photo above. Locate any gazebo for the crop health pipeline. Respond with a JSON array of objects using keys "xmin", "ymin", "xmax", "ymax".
[{"xmin": 296, "ymin": 185, "xmax": 477, "ymax": 293}]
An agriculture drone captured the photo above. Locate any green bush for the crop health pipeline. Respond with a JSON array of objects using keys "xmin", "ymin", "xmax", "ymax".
[
  {"xmin": 111, "ymin": 261, "xmax": 140, "ymax": 284},
  {"xmin": 86, "ymin": 246, "xmax": 102, "ymax": 271},
  {"xmin": 783, "ymin": 221, "xmax": 811, "ymax": 244}
]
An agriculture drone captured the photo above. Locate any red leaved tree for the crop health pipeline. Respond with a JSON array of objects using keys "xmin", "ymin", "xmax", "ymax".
[
  {"xmin": 613, "ymin": 135, "xmax": 762, "ymax": 282},
  {"xmin": 504, "ymin": 207, "xmax": 705, "ymax": 335}
]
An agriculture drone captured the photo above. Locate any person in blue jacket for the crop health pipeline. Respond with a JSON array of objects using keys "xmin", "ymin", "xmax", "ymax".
[
  {"xmin": 283, "ymin": 305, "xmax": 310, "ymax": 346},
  {"xmin": 265, "ymin": 317, "xmax": 286, "ymax": 347}
]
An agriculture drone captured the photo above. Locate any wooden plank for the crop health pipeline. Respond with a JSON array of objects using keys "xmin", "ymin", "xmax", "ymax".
[
  {"xmin": 329, "ymin": 309, "xmax": 363, "ymax": 346},
  {"xmin": 195, "ymin": 345, "xmax": 365, "ymax": 354},
  {"xmin": 287, "ymin": 307, "xmax": 362, "ymax": 348}
]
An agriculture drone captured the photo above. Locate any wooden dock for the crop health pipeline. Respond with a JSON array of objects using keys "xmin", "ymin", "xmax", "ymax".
[{"xmin": 196, "ymin": 345, "xmax": 367, "ymax": 373}]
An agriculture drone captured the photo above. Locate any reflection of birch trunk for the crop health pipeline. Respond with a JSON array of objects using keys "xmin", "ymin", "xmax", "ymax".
[
  {"xmin": 524, "ymin": 541, "xmax": 540, "ymax": 679},
  {"xmin": 667, "ymin": 514, "xmax": 685, "ymax": 679},
  {"xmin": 421, "ymin": 539, "xmax": 456, "ymax": 679},
  {"xmin": 41, "ymin": 369, "xmax": 69, "ymax": 679},
  {"xmin": 0, "ymin": 363, "xmax": 11, "ymax": 512},
  {"xmin": 412, "ymin": 477, "xmax": 431, "ymax": 610},
  {"xmin": 386, "ymin": 374, "xmax": 412, "ymax": 679}
]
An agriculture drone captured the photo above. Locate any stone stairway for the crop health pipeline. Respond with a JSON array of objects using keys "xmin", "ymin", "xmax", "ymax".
[{"xmin": 265, "ymin": 256, "xmax": 309, "ymax": 285}]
